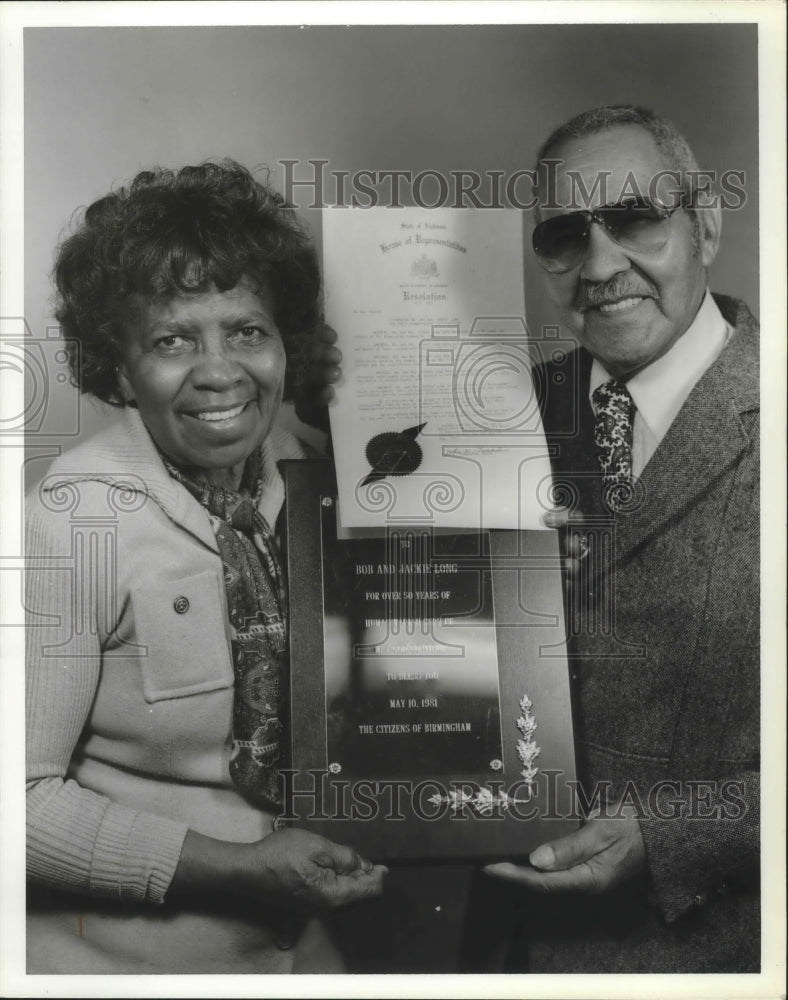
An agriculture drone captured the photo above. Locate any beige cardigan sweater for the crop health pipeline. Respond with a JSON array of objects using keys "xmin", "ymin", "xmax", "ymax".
[{"xmin": 25, "ymin": 407, "xmax": 338, "ymax": 973}]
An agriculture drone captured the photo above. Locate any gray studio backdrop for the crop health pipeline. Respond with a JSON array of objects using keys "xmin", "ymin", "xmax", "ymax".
[{"xmin": 23, "ymin": 23, "xmax": 759, "ymax": 489}]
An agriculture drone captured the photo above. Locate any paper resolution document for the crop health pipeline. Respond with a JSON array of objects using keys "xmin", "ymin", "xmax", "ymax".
[{"xmin": 323, "ymin": 207, "xmax": 554, "ymax": 530}]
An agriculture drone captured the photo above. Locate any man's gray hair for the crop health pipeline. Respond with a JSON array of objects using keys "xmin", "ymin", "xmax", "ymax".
[
  {"xmin": 537, "ymin": 104, "xmax": 699, "ymax": 175},
  {"xmin": 534, "ymin": 104, "xmax": 701, "ymax": 212}
]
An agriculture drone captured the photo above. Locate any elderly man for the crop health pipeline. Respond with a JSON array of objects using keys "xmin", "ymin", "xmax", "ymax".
[
  {"xmin": 478, "ymin": 105, "xmax": 759, "ymax": 974},
  {"xmin": 301, "ymin": 104, "xmax": 759, "ymax": 973}
]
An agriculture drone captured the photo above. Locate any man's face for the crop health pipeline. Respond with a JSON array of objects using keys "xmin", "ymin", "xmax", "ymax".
[{"xmin": 536, "ymin": 125, "xmax": 720, "ymax": 380}]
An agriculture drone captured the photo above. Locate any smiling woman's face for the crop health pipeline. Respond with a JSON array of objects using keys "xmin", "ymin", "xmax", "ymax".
[{"xmin": 118, "ymin": 277, "xmax": 286, "ymax": 488}]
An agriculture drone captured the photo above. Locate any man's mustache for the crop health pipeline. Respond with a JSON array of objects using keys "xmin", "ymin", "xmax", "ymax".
[{"xmin": 576, "ymin": 275, "xmax": 658, "ymax": 311}]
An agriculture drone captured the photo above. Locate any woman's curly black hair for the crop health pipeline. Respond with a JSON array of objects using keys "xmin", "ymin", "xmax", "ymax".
[{"xmin": 54, "ymin": 160, "xmax": 321, "ymax": 405}]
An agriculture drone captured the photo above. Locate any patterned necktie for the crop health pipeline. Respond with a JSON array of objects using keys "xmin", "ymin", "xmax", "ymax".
[
  {"xmin": 163, "ymin": 451, "xmax": 288, "ymax": 809},
  {"xmin": 592, "ymin": 380, "xmax": 636, "ymax": 512}
]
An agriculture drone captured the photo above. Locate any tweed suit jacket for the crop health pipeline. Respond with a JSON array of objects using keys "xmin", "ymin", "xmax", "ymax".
[{"xmin": 501, "ymin": 293, "xmax": 760, "ymax": 973}]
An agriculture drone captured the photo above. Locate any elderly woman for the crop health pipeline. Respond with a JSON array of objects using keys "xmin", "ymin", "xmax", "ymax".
[{"xmin": 25, "ymin": 161, "xmax": 385, "ymax": 974}]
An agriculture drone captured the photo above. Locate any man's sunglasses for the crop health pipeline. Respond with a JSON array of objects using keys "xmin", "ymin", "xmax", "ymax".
[{"xmin": 532, "ymin": 199, "xmax": 681, "ymax": 274}]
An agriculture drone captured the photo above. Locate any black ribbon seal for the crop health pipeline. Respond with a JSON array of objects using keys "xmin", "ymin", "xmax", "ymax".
[{"xmin": 362, "ymin": 422, "xmax": 427, "ymax": 486}]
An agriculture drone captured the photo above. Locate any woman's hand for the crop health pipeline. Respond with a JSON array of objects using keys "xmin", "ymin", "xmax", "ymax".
[
  {"xmin": 242, "ymin": 828, "xmax": 387, "ymax": 911},
  {"xmin": 170, "ymin": 827, "xmax": 387, "ymax": 913},
  {"xmin": 294, "ymin": 323, "xmax": 342, "ymax": 431}
]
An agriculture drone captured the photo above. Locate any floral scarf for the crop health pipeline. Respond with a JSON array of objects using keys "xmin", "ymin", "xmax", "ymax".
[{"xmin": 163, "ymin": 447, "xmax": 288, "ymax": 809}]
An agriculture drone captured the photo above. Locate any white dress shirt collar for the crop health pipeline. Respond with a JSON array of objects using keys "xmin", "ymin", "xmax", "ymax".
[{"xmin": 589, "ymin": 290, "xmax": 733, "ymax": 474}]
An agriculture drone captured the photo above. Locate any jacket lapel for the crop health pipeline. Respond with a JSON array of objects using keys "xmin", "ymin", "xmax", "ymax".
[
  {"xmin": 613, "ymin": 296, "xmax": 759, "ymax": 563},
  {"xmin": 42, "ymin": 408, "xmax": 311, "ymax": 554},
  {"xmin": 538, "ymin": 348, "xmax": 607, "ymax": 518},
  {"xmin": 44, "ymin": 408, "xmax": 220, "ymax": 555}
]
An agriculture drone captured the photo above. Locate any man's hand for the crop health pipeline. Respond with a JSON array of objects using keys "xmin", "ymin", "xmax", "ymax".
[
  {"xmin": 543, "ymin": 505, "xmax": 590, "ymax": 586},
  {"xmin": 294, "ymin": 323, "xmax": 342, "ymax": 431},
  {"xmin": 483, "ymin": 807, "xmax": 646, "ymax": 894}
]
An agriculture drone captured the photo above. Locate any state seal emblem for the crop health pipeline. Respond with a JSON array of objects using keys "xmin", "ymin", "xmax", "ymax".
[{"xmin": 410, "ymin": 252, "xmax": 438, "ymax": 279}]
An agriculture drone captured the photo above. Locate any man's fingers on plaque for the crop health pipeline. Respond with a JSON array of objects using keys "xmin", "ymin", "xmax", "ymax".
[
  {"xmin": 542, "ymin": 505, "xmax": 572, "ymax": 530},
  {"xmin": 483, "ymin": 858, "xmax": 598, "ymax": 894},
  {"xmin": 543, "ymin": 506, "xmax": 587, "ymax": 538},
  {"xmin": 567, "ymin": 530, "xmax": 591, "ymax": 562}
]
